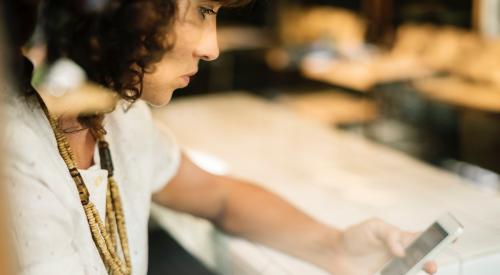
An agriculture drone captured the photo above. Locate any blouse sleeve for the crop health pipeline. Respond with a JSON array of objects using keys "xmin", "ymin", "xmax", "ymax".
[
  {"xmin": 6, "ymin": 157, "xmax": 86, "ymax": 275},
  {"xmin": 126, "ymin": 101, "xmax": 181, "ymax": 194},
  {"xmin": 149, "ymin": 118, "xmax": 182, "ymax": 194}
]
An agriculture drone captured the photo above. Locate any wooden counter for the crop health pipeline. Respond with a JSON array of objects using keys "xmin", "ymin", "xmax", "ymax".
[{"xmin": 152, "ymin": 93, "xmax": 500, "ymax": 275}]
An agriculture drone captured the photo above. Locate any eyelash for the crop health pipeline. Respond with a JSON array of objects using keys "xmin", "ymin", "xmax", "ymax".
[{"xmin": 199, "ymin": 6, "xmax": 217, "ymax": 19}]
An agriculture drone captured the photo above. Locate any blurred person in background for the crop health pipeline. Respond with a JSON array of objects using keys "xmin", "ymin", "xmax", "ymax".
[
  {"xmin": 4, "ymin": 0, "xmax": 437, "ymax": 275},
  {"xmin": 0, "ymin": 5, "xmax": 16, "ymax": 275}
]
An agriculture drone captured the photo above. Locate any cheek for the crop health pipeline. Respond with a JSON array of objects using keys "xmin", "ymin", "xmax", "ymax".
[
  {"xmin": 143, "ymin": 60, "xmax": 175, "ymax": 90},
  {"xmin": 140, "ymin": 70, "xmax": 174, "ymax": 103},
  {"xmin": 174, "ymin": 20, "xmax": 204, "ymax": 57},
  {"xmin": 137, "ymin": 29, "xmax": 197, "ymax": 105}
]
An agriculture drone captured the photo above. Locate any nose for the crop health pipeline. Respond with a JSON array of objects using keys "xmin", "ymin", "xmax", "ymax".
[{"xmin": 194, "ymin": 23, "xmax": 220, "ymax": 61}]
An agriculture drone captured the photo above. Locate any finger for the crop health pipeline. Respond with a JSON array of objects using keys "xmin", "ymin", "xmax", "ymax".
[
  {"xmin": 423, "ymin": 261, "xmax": 438, "ymax": 274},
  {"xmin": 371, "ymin": 220, "xmax": 406, "ymax": 257},
  {"xmin": 385, "ymin": 228, "xmax": 406, "ymax": 257}
]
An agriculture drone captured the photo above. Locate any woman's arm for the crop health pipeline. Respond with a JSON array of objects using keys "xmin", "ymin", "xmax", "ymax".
[{"xmin": 152, "ymin": 154, "xmax": 436, "ymax": 275}]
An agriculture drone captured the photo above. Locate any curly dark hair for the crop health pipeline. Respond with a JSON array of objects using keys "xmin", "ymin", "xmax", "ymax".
[
  {"xmin": 42, "ymin": 0, "xmax": 252, "ymax": 102},
  {"xmin": 3, "ymin": 0, "xmax": 251, "ymax": 131},
  {"xmin": 37, "ymin": 0, "xmax": 252, "ymax": 131}
]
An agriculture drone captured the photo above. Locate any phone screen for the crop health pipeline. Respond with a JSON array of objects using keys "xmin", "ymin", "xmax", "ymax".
[{"xmin": 380, "ymin": 223, "xmax": 448, "ymax": 275}]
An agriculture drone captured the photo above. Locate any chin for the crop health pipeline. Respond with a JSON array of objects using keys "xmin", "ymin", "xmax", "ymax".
[
  {"xmin": 143, "ymin": 90, "xmax": 175, "ymax": 107},
  {"xmin": 147, "ymin": 97, "xmax": 173, "ymax": 108}
]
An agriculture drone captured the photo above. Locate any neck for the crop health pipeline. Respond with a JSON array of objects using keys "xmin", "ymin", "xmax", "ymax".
[
  {"xmin": 59, "ymin": 115, "xmax": 87, "ymax": 133},
  {"xmin": 59, "ymin": 116, "xmax": 97, "ymax": 169}
]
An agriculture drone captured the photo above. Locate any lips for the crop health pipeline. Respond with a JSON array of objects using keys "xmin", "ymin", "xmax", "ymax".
[
  {"xmin": 179, "ymin": 71, "xmax": 197, "ymax": 88},
  {"xmin": 180, "ymin": 76, "xmax": 190, "ymax": 87}
]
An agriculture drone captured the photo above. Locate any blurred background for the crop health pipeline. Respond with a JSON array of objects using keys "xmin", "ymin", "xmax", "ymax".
[
  {"xmin": 175, "ymin": 0, "xmax": 500, "ymax": 191},
  {"xmin": 2, "ymin": 1, "xmax": 500, "ymax": 275}
]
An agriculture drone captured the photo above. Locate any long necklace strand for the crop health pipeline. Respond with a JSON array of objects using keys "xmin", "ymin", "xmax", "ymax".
[{"xmin": 37, "ymin": 95, "xmax": 132, "ymax": 275}]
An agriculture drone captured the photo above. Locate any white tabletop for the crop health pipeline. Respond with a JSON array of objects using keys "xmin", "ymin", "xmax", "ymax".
[{"xmin": 151, "ymin": 92, "xmax": 500, "ymax": 275}]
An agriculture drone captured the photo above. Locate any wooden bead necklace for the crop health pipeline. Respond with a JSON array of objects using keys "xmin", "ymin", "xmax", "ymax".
[{"xmin": 37, "ymin": 94, "xmax": 132, "ymax": 275}]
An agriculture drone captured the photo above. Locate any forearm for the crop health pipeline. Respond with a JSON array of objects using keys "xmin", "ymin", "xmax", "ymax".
[
  {"xmin": 152, "ymin": 155, "xmax": 340, "ymax": 271},
  {"xmin": 154, "ymin": 154, "xmax": 436, "ymax": 275},
  {"xmin": 212, "ymin": 176, "xmax": 340, "ymax": 270}
]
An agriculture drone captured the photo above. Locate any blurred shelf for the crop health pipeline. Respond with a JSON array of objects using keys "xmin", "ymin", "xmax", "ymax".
[
  {"xmin": 218, "ymin": 27, "xmax": 274, "ymax": 52},
  {"xmin": 277, "ymin": 90, "xmax": 378, "ymax": 125},
  {"xmin": 300, "ymin": 55, "xmax": 436, "ymax": 92},
  {"xmin": 413, "ymin": 76, "xmax": 500, "ymax": 113}
]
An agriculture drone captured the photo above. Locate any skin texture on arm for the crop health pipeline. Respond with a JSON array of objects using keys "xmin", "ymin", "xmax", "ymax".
[
  {"xmin": 152, "ymin": 154, "xmax": 340, "ymax": 269},
  {"xmin": 152, "ymin": 154, "xmax": 436, "ymax": 275}
]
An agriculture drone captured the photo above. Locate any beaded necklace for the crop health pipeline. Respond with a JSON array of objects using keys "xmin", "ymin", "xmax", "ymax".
[{"xmin": 36, "ymin": 94, "xmax": 132, "ymax": 275}]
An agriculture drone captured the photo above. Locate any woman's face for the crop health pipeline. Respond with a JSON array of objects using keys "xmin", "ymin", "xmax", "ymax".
[{"xmin": 141, "ymin": 0, "xmax": 221, "ymax": 106}]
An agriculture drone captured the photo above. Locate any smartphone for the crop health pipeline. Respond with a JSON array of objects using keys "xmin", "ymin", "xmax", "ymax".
[{"xmin": 377, "ymin": 213, "xmax": 464, "ymax": 275}]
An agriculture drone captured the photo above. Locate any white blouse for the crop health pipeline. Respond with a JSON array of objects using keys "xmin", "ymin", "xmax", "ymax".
[{"xmin": 4, "ymin": 95, "xmax": 181, "ymax": 275}]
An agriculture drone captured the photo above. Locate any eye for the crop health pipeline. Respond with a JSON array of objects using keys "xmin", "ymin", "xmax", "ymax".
[{"xmin": 199, "ymin": 6, "xmax": 217, "ymax": 19}]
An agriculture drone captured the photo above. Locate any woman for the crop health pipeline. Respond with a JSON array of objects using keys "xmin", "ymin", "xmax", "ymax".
[{"xmin": 5, "ymin": 0, "xmax": 437, "ymax": 274}]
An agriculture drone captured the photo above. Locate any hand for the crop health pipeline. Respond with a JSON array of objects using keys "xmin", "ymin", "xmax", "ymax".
[{"xmin": 327, "ymin": 218, "xmax": 437, "ymax": 275}]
